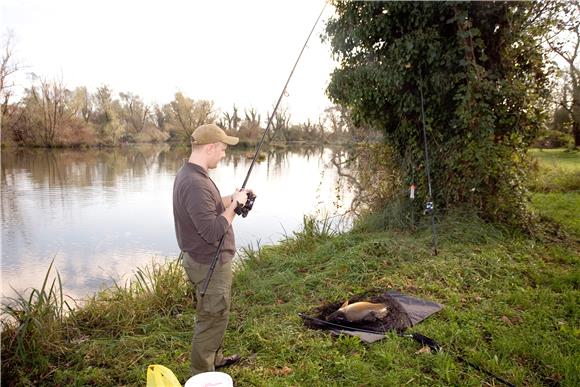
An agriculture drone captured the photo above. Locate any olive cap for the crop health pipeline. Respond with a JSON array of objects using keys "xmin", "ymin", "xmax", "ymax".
[{"xmin": 191, "ymin": 123, "xmax": 239, "ymax": 145}]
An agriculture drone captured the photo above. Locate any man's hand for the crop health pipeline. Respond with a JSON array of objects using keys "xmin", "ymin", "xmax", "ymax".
[{"xmin": 232, "ymin": 189, "xmax": 248, "ymax": 206}]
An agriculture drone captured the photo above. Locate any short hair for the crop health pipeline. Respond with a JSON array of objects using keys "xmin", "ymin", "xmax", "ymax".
[{"xmin": 191, "ymin": 142, "xmax": 206, "ymax": 152}]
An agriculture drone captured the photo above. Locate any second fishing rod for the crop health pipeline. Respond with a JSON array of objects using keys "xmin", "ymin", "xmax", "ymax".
[{"xmin": 200, "ymin": 3, "xmax": 327, "ymax": 297}]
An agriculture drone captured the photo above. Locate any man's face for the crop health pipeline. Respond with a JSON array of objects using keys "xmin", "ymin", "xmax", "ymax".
[{"xmin": 207, "ymin": 142, "xmax": 227, "ymax": 169}]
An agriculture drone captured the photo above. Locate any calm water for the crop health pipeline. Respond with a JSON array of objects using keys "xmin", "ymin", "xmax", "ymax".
[{"xmin": 1, "ymin": 144, "xmax": 354, "ymax": 302}]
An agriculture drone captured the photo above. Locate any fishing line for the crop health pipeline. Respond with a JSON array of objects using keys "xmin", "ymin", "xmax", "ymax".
[
  {"xmin": 200, "ymin": 2, "xmax": 328, "ymax": 297},
  {"xmin": 418, "ymin": 68, "xmax": 438, "ymax": 256}
]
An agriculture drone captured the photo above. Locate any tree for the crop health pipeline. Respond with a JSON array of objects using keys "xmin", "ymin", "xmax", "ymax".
[
  {"xmin": 152, "ymin": 104, "xmax": 166, "ymax": 132},
  {"xmin": 20, "ymin": 75, "xmax": 74, "ymax": 145},
  {"xmin": 93, "ymin": 85, "xmax": 123, "ymax": 144},
  {"xmin": 547, "ymin": 0, "xmax": 580, "ymax": 147},
  {"xmin": 218, "ymin": 105, "xmax": 241, "ymax": 133},
  {"xmin": 167, "ymin": 92, "xmax": 216, "ymax": 140},
  {"xmin": 266, "ymin": 107, "xmax": 290, "ymax": 141},
  {"xmin": 324, "ymin": 1, "xmax": 554, "ymax": 225},
  {"xmin": 119, "ymin": 92, "xmax": 150, "ymax": 133},
  {"xmin": 237, "ymin": 107, "xmax": 261, "ymax": 140},
  {"xmin": 1, "ymin": 31, "xmax": 22, "ymax": 140},
  {"xmin": 71, "ymin": 86, "xmax": 93, "ymax": 123}
]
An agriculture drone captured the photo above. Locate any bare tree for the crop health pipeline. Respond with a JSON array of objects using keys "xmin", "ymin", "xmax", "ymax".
[
  {"xmin": 1, "ymin": 31, "xmax": 21, "ymax": 137},
  {"xmin": 119, "ymin": 92, "xmax": 150, "ymax": 133},
  {"xmin": 237, "ymin": 107, "xmax": 262, "ymax": 140},
  {"xmin": 243, "ymin": 107, "xmax": 261, "ymax": 127},
  {"xmin": 22, "ymin": 75, "xmax": 73, "ymax": 145},
  {"xmin": 219, "ymin": 105, "xmax": 241, "ymax": 132},
  {"xmin": 266, "ymin": 107, "xmax": 290, "ymax": 141}
]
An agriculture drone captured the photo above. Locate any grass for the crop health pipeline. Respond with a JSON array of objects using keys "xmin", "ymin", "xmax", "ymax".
[
  {"xmin": 528, "ymin": 148, "xmax": 580, "ymax": 237},
  {"xmin": 1, "ymin": 149, "xmax": 578, "ymax": 386},
  {"xmin": 528, "ymin": 149, "xmax": 580, "ymax": 193},
  {"xmin": 531, "ymin": 193, "xmax": 580, "ymax": 236}
]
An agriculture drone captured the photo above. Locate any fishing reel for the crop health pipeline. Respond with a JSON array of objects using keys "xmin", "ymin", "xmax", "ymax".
[
  {"xmin": 424, "ymin": 201, "xmax": 434, "ymax": 215},
  {"xmin": 235, "ymin": 192, "xmax": 256, "ymax": 218}
]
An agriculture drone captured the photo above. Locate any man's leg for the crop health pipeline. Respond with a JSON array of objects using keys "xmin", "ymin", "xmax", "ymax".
[{"xmin": 182, "ymin": 253, "xmax": 232, "ymax": 376}]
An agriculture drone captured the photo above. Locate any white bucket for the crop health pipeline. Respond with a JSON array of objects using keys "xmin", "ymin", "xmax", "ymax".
[{"xmin": 184, "ymin": 371, "xmax": 233, "ymax": 387}]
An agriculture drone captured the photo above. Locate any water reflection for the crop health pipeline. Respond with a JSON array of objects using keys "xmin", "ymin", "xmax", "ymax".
[{"xmin": 1, "ymin": 144, "xmax": 354, "ymax": 302}]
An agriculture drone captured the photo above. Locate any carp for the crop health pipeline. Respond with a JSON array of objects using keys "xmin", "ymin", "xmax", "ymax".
[{"xmin": 328, "ymin": 299, "xmax": 388, "ymax": 323}]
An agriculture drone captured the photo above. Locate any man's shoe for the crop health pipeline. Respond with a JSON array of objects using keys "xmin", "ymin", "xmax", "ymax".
[{"xmin": 215, "ymin": 354, "xmax": 241, "ymax": 369}]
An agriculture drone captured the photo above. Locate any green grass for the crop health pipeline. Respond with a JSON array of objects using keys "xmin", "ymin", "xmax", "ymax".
[
  {"xmin": 2, "ymin": 149, "xmax": 578, "ymax": 386},
  {"xmin": 528, "ymin": 148, "xmax": 580, "ymax": 238},
  {"xmin": 2, "ymin": 213, "xmax": 578, "ymax": 386},
  {"xmin": 531, "ymin": 193, "xmax": 580, "ymax": 237},
  {"xmin": 528, "ymin": 149, "xmax": 580, "ymax": 171},
  {"xmin": 528, "ymin": 149, "xmax": 580, "ymax": 193}
]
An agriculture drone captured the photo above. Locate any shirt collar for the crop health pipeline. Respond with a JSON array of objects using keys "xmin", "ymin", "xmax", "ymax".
[{"xmin": 186, "ymin": 162, "xmax": 209, "ymax": 177}]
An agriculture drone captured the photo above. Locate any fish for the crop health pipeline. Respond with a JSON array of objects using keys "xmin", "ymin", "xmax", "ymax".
[{"xmin": 327, "ymin": 299, "xmax": 388, "ymax": 323}]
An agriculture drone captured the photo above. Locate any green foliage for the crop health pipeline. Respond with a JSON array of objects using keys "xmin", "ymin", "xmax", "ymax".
[
  {"xmin": 533, "ymin": 129, "xmax": 575, "ymax": 149},
  {"xmin": 324, "ymin": 1, "xmax": 555, "ymax": 227}
]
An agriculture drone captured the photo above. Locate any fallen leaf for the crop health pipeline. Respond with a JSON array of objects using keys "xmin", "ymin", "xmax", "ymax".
[
  {"xmin": 501, "ymin": 315, "xmax": 513, "ymax": 326},
  {"xmin": 272, "ymin": 366, "xmax": 293, "ymax": 376}
]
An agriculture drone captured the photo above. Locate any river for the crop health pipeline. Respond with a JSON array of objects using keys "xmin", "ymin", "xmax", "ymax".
[{"xmin": 1, "ymin": 144, "xmax": 355, "ymax": 302}]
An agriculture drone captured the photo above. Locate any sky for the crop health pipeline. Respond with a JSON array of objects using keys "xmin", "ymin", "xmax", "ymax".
[{"xmin": 1, "ymin": 0, "xmax": 337, "ymax": 124}]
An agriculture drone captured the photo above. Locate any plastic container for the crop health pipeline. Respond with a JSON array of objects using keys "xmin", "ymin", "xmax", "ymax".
[{"xmin": 184, "ymin": 371, "xmax": 233, "ymax": 387}]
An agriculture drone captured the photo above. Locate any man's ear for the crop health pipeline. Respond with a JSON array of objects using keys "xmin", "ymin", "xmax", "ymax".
[{"xmin": 204, "ymin": 143, "xmax": 215, "ymax": 153}]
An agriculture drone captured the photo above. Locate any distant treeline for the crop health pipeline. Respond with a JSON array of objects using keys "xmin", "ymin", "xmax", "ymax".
[{"xmin": 0, "ymin": 78, "xmax": 374, "ymax": 148}]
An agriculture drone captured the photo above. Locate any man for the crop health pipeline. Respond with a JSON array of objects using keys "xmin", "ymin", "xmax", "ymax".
[{"xmin": 173, "ymin": 123, "xmax": 250, "ymax": 376}]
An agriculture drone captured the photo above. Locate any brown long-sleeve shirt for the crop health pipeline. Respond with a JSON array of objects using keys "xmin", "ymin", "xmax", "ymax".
[{"xmin": 173, "ymin": 162, "xmax": 235, "ymax": 264}]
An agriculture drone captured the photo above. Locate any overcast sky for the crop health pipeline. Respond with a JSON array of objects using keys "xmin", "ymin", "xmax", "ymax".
[{"xmin": 1, "ymin": 0, "xmax": 337, "ymax": 124}]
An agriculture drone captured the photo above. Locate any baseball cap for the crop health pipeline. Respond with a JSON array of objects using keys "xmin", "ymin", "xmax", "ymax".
[{"xmin": 191, "ymin": 123, "xmax": 239, "ymax": 145}]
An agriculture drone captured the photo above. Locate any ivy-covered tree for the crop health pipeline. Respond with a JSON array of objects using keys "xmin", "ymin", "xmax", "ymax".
[{"xmin": 324, "ymin": 1, "xmax": 556, "ymax": 225}]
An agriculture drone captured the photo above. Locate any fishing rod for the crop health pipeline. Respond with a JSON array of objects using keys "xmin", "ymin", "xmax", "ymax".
[
  {"xmin": 418, "ymin": 68, "xmax": 438, "ymax": 256},
  {"xmin": 200, "ymin": 2, "xmax": 328, "ymax": 297},
  {"xmin": 298, "ymin": 313, "xmax": 441, "ymax": 350},
  {"xmin": 299, "ymin": 313, "xmax": 515, "ymax": 387}
]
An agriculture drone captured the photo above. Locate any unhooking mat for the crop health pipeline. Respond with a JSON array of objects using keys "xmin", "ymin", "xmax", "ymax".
[{"xmin": 301, "ymin": 290, "xmax": 443, "ymax": 343}]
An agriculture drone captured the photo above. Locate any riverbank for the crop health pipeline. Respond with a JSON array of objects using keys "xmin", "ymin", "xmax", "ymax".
[
  {"xmin": 2, "ymin": 149, "xmax": 578, "ymax": 386},
  {"xmin": 2, "ymin": 208, "xmax": 578, "ymax": 386}
]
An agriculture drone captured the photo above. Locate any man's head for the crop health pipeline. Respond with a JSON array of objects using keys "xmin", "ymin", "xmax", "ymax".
[{"xmin": 190, "ymin": 124, "xmax": 239, "ymax": 169}]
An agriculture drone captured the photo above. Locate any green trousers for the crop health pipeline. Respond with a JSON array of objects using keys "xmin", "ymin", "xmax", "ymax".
[{"xmin": 182, "ymin": 252, "xmax": 232, "ymax": 376}]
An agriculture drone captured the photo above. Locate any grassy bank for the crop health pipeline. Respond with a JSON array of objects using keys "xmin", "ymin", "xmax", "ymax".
[
  {"xmin": 2, "ymin": 149, "xmax": 579, "ymax": 386},
  {"xmin": 2, "ymin": 214, "xmax": 578, "ymax": 386}
]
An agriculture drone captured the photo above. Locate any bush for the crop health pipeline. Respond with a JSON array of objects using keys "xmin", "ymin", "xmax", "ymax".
[
  {"xmin": 324, "ymin": 1, "xmax": 554, "ymax": 228},
  {"xmin": 532, "ymin": 130, "xmax": 574, "ymax": 149}
]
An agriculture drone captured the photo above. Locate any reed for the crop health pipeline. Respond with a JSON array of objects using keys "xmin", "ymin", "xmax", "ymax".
[{"xmin": 1, "ymin": 258, "xmax": 77, "ymax": 381}]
